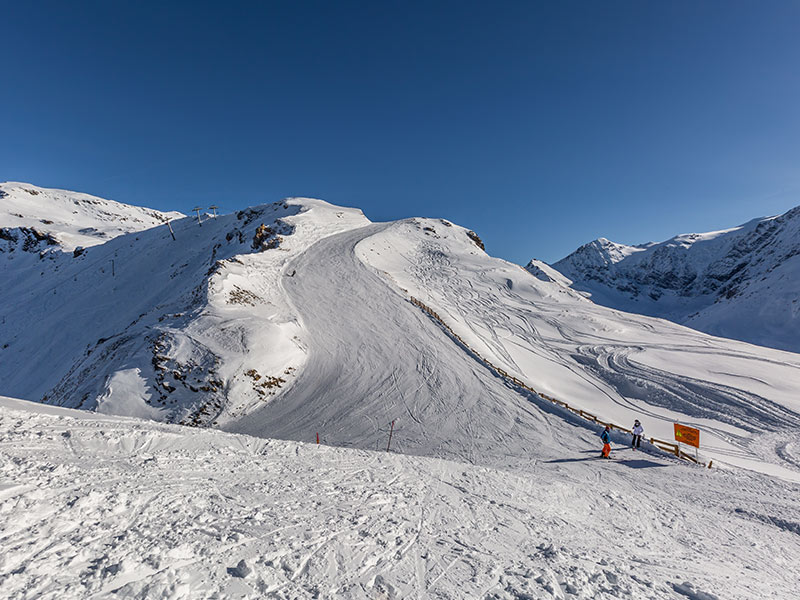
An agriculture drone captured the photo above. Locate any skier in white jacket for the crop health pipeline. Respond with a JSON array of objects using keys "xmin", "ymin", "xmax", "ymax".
[{"xmin": 631, "ymin": 420, "xmax": 644, "ymax": 450}]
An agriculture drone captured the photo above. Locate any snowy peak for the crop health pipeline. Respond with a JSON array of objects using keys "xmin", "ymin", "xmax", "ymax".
[
  {"xmin": 524, "ymin": 258, "xmax": 574, "ymax": 287},
  {"xmin": 556, "ymin": 237, "xmax": 644, "ymax": 272},
  {"xmin": 550, "ymin": 205, "xmax": 800, "ymax": 352},
  {"xmin": 0, "ymin": 181, "xmax": 184, "ymax": 253}
]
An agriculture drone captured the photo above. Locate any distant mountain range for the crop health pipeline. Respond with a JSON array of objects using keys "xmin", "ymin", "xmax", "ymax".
[{"xmin": 547, "ymin": 205, "xmax": 800, "ymax": 353}]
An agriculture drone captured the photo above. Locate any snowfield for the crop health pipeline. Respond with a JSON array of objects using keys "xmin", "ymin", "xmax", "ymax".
[
  {"xmin": 2, "ymin": 187, "xmax": 799, "ymax": 477},
  {"xmin": 2, "ymin": 395, "xmax": 800, "ymax": 600},
  {"xmin": 351, "ymin": 219, "xmax": 800, "ymax": 480},
  {"xmin": 0, "ymin": 181, "xmax": 183, "ymax": 253},
  {"xmin": 2, "ymin": 185, "xmax": 800, "ymax": 598}
]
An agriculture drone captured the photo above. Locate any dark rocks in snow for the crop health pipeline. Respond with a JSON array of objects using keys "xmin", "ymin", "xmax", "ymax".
[
  {"xmin": 466, "ymin": 230, "xmax": 485, "ymax": 251},
  {"xmin": 252, "ymin": 219, "xmax": 295, "ymax": 251},
  {"xmin": 1, "ymin": 226, "xmax": 59, "ymax": 255},
  {"xmin": 227, "ymin": 559, "xmax": 251, "ymax": 578}
]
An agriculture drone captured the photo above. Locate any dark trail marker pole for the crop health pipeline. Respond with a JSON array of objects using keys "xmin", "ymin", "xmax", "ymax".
[
  {"xmin": 167, "ymin": 220, "xmax": 176, "ymax": 241},
  {"xmin": 111, "ymin": 259, "xmax": 115, "ymax": 277},
  {"xmin": 386, "ymin": 420, "xmax": 395, "ymax": 452}
]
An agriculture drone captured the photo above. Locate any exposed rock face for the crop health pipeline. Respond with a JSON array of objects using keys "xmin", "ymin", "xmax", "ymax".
[
  {"xmin": 0, "ymin": 226, "xmax": 60, "ymax": 257},
  {"xmin": 545, "ymin": 206, "xmax": 800, "ymax": 353}
]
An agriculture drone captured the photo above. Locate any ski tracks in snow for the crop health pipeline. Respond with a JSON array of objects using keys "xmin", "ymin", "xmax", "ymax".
[
  {"xmin": 4, "ymin": 399, "xmax": 800, "ymax": 599},
  {"xmin": 369, "ymin": 224, "xmax": 800, "ymax": 476},
  {"xmin": 227, "ymin": 224, "xmax": 565, "ymax": 469}
]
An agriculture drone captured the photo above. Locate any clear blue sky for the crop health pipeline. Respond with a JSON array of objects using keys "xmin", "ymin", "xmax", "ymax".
[{"xmin": 2, "ymin": 1, "xmax": 799, "ymax": 263}]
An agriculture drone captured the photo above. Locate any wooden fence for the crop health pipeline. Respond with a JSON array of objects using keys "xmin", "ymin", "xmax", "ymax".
[{"xmin": 409, "ymin": 296, "xmax": 707, "ymax": 467}]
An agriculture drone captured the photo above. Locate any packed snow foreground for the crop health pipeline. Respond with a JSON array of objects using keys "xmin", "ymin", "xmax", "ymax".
[
  {"xmin": 3, "ymin": 395, "xmax": 800, "ymax": 599},
  {"xmin": 2, "ymin": 183, "xmax": 800, "ymax": 598}
]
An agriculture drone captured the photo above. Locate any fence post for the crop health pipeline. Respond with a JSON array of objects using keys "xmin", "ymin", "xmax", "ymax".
[
  {"xmin": 386, "ymin": 420, "xmax": 395, "ymax": 452},
  {"xmin": 316, "ymin": 432, "xmax": 319, "ymax": 445}
]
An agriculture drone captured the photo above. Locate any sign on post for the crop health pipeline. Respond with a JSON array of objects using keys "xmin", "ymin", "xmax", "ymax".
[{"xmin": 674, "ymin": 423, "xmax": 700, "ymax": 448}]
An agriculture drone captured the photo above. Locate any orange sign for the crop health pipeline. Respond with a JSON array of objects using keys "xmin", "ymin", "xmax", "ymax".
[{"xmin": 674, "ymin": 423, "xmax": 700, "ymax": 448}]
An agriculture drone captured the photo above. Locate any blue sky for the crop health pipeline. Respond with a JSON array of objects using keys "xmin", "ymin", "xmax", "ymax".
[{"xmin": 2, "ymin": 1, "xmax": 799, "ymax": 263}]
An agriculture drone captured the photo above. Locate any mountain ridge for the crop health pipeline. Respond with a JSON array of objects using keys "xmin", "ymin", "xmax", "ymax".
[
  {"xmin": 547, "ymin": 205, "xmax": 800, "ymax": 353},
  {"xmin": 2, "ymin": 184, "xmax": 800, "ymax": 481},
  {"xmin": 0, "ymin": 181, "xmax": 184, "ymax": 256}
]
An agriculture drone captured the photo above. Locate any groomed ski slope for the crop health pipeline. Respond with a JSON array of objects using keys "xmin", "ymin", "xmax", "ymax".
[
  {"xmin": 226, "ymin": 216, "xmax": 800, "ymax": 482},
  {"xmin": 229, "ymin": 222, "xmax": 564, "ymax": 468},
  {"xmin": 3, "ymin": 189, "xmax": 798, "ymax": 483},
  {"xmin": 3, "ymin": 395, "xmax": 800, "ymax": 600}
]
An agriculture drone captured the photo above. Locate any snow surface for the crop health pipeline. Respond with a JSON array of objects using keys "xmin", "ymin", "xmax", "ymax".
[
  {"xmin": 0, "ymin": 196, "xmax": 369, "ymax": 429},
  {"xmin": 0, "ymin": 182, "xmax": 183, "ymax": 252},
  {"xmin": 3, "ymin": 394, "xmax": 800, "ymax": 599},
  {"xmin": 350, "ymin": 219, "xmax": 800, "ymax": 481},
  {"xmin": 550, "ymin": 207, "xmax": 800, "ymax": 353},
  {"xmin": 3, "ymin": 186, "xmax": 800, "ymax": 597},
  {"xmin": 95, "ymin": 368, "xmax": 168, "ymax": 420},
  {"xmin": 2, "ymin": 191, "xmax": 800, "ymax": 482}
]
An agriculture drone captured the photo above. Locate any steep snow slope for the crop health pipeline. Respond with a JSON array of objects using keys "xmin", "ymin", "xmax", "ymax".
[
  {"xmin": 350, "ymin": 219, "xmax": 800, "ymax": 479},
  {"xmin": 227, "ymin": 222, "xmax": 562, "ymax": 468},
  {"xmin": 0, "ymin": 198, "xmax": 369, "ymax": 427},
  {"xmin": 3, "ymin": 395, "xmax": 800, "ymax": 600},
  {"xmin": 221, "ymin": 215, "xmax": 800, "ymax": 480},
  {"xmin": 0, "ymin": 181, "xmax": 183, "ymax": 254},
  {"xmin": 549, "ymin": 206, "xmax": 800, "ymax": 352}
]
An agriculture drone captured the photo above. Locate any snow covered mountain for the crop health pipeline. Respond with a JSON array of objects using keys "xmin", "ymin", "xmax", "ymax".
[
  {"xmin": 0, "ymin": 193, "xmax": 369, "ymax": 427},
  {"xmin": 0, "ymin": 181, "xmax": 184, "ymax": 256},
  {"xmin": 548, "ymin": 206, "xmax": 800, "ymax": 353},
  {"xmin": 2, "ymin": 185, "xmax": 799, "ymax": 483},
  {"xmin": 3, "ymin": 185, "xmax": 800, "ymax": 598}
]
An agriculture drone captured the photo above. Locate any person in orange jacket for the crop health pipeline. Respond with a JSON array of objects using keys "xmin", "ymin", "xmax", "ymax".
[{"xmin": 600, "ymin": 426, "xmax": 612, "ymax": 458}]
